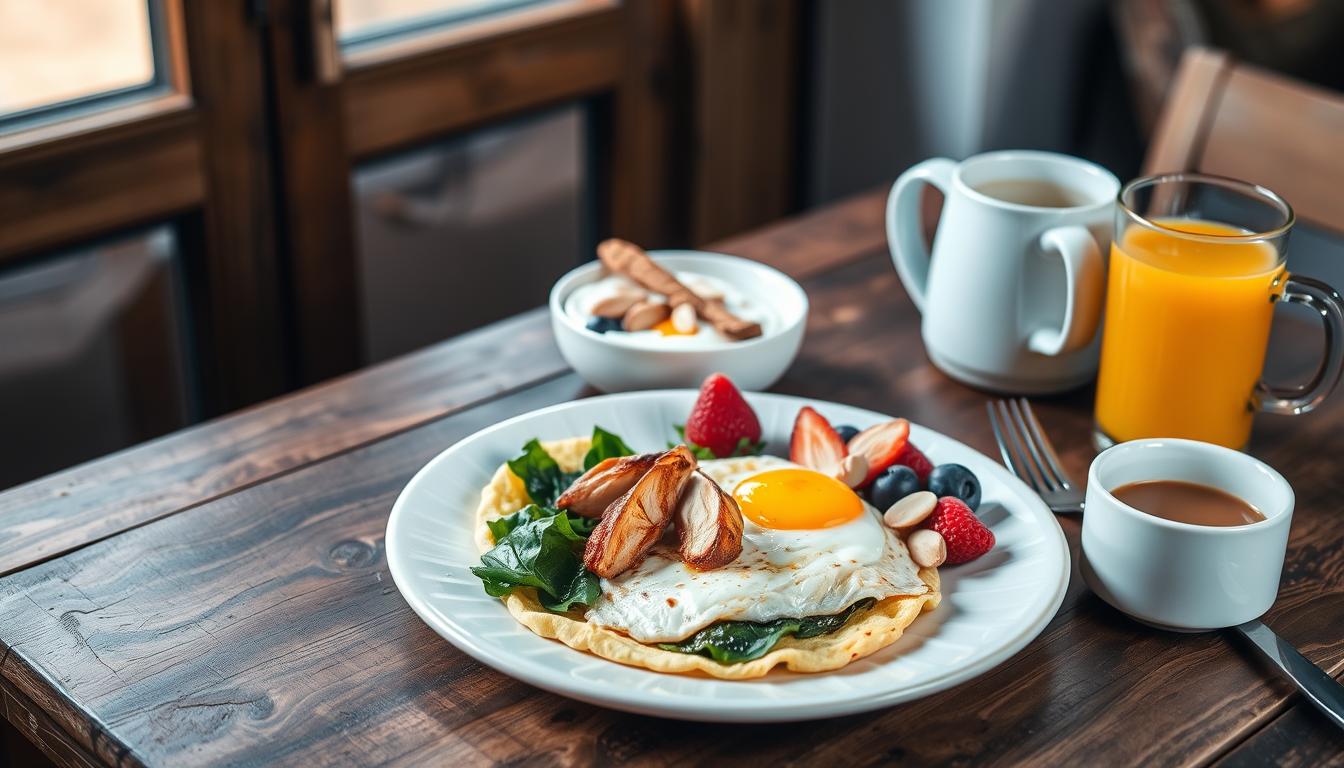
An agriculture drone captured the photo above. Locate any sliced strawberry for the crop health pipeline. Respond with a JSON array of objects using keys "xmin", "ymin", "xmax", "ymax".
[
  {"xmin": 846, "ymin": 419, "xmax": 910, "ymax": 487},
  {"xmin": 789, "ymin": 406, "xmax": 847, "ymax": 473}
]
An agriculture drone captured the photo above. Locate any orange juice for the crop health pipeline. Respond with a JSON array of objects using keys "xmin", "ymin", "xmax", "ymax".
[{"xmin": 1094, "ymin": 219, "xmax": 1284, "ymax": 448}]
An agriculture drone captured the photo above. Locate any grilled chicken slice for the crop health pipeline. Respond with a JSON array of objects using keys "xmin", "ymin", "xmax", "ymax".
[
  {"xmin": 555, "ymin": 452, "xmax": 660, "ymax": 518},
  {"xmin": 674, "ymin": 470, "xmax": 744, "ymax": 570},
  {"xmin": 583, "ymin": 446, "xmax": 697, "ymax": 578}
]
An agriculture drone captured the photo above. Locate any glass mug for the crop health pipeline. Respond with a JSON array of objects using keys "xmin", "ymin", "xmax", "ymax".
[{"xmin": 1094, "ymin": 173, "xmax": 1344, "ymax": 449}]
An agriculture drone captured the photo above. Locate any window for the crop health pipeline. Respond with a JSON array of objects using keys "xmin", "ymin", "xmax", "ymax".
[
  {"xmin": 0, "ymin": 0, "xmax": 165, "ymax": 129},
  {"xmin": 336, "ymin": 0, "xmax": 550, "ymax": 46},
  {"xmin": 0, "ymin": 0, "xmax": 689, "ymax": 423},
  {"xmin": 353, "ymin": 106, "xmax": 588, "ymax": 361},
  {"xmin": 0, "ymin": 227, "xmax": 192, "ymax": 488}
]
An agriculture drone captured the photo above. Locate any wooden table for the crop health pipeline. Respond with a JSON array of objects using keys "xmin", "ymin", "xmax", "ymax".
[{"xmin": 1, "ymin": 189, "xmax": 1341, "ymax": 767}]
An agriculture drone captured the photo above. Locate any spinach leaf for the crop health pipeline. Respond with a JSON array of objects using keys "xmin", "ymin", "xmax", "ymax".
[
  {"xmin": 662, "ymin": 620, "xmax": 797, "ymax": 663},
  {"xmin": 480, "ymin": 428, "xmax": 632, "ymax": 611},
  {"xmin": 506, "ymin": 439, "xmax": 580, "ymax": 507},
  {"xmin": 487, "ymin": 504, "xmax": 596, "ymax": 542},
  {"xmin": 538, "ymin": 569, "xmax": 601, "ymax": 612},
  {"xmin": 470, "ymin": 512, "xmax": 599, "ymax": 611},
  {"xmin": 507, "ymin": 427, "xmax": 635, "ymax": 505},
  {"xmin": 659, "ymin": 599, "xmax": 875, "ymax": 663},
  {"xmin": 792, "ymin": 598, "xmax": 876, "ymax": 638},
  {"xmin": 583, "ymin": 426, "xmax": 635, "ymax": 470}
]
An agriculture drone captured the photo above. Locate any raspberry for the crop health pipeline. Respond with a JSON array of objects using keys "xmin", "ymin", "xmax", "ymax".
[
  {"xmin": 923, "ymin": 497, "xmax": 994, "ymax": 564},
  {"xmin": 893, "ymin": 442, "xmax": 935, "ymax": 483}
]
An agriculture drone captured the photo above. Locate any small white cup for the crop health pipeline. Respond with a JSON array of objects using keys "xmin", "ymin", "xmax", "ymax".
[{"xmin": 1081, "ymin": 439, "xmax": 1294, "ymax": 631}]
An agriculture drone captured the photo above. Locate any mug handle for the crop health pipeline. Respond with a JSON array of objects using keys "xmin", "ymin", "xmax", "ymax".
[
  {"xmin": 1026, "ymin": 225, "xmax": 1105, "ymax": 356},
  {"xmin": 887, "ymin": 158, "xmax": 956, "ymax": 312},
  {"xmin": 1256, "ymin": 273, "xmax": 1344, "ymax": 414}
]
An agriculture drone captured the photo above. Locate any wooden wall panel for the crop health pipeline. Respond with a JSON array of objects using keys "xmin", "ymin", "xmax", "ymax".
[
  {"xmin": 684, "ymin": 0, "xmax": 800, "ymax": 244},
  {"xmin": 606, "ymin": 0, "xmax": 685, "ymax": 248}
]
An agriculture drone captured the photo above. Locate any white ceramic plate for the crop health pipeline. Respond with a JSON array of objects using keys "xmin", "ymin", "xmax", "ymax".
[{"xmin": 386, "ymin": 391, "xmax": 1070, "ymax": 722}]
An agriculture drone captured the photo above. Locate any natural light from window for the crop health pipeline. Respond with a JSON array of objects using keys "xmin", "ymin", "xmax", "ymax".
[
  {"xmin": 337, "ymin": 0, "xmax": 545, "ymax": 43},
  {"xmin": 0, "ymin": 0, "xmax": 156, "ymax": 119}
]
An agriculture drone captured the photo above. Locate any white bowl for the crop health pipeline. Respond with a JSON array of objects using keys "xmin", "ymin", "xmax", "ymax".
[{"xmin": 549, "ymin": 251, "xmax": 808, "ymax": 392}]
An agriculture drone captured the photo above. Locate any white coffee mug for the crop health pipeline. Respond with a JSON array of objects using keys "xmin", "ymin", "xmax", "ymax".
[
  {"xmin": 1081, "ymin": 438, "xmax": 1294, "ymax": 631},
  {"xmin": 887, "ymin": 150, "xmax": 1120, "ymax": 393}
]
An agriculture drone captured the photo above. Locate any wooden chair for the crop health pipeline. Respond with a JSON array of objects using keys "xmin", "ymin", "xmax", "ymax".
[
  {"xmin": 1146, "ymin": 47, "xmax": 1344, "ymax": 380},
  {"xmin": 1145, "ymin": 46, "xmax": 1344, "ymax": 234}
]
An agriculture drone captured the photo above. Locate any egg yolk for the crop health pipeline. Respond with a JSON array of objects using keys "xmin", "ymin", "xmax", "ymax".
[
  {"xmin": 652, "ymin": 318, "xmax": 695, "ymax": 336},
  {"xmin": 732, "ymin": 468, "xmax": 864, "ymax": 529}
]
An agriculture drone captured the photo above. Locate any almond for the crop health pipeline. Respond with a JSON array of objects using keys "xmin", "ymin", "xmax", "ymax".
[
  {"xmin": 671, "ymin": 302, "xmax": 698, "ymax": 334},
  {"xmin": 907, "ymin": 528, "xmax": 947, "ymax": 568},
  {"xmin": 835, "ymin": 454, "xmax": 868, "ymax": 488},
  {"xmin": 622, "ymin": 300, "xmax": 671, "ymax": 331},
  {"xmin": 883, "ymin": 491, "xmax": 937, "ymax": 530},
  {"xmin": 591, "ymin": 292, "xmax": 645, "ymax": 319}
]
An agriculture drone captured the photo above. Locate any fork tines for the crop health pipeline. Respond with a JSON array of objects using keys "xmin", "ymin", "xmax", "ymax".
[{"xmin": 987, "ymin": 398, "xmax": 1083, "ymax": 513}]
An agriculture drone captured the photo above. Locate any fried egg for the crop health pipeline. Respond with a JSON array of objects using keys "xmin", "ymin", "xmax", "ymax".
[{"xmin": 584, "ymin": 455, "xmax": 929, "ymax": 643}]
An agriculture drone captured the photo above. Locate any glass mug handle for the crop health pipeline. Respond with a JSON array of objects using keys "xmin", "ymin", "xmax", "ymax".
[{"xmin": 1255, "ymin": 274, "xmax": 1344, "ymax": 415}]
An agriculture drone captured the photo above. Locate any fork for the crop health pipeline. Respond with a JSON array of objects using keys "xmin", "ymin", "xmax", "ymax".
[{"xmin": 986, "ymin": 398, "xmax": 1085, "ymax": 514}]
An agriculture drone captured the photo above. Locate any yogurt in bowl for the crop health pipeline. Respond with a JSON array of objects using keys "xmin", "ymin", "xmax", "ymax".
[
  {"xmin": 550, "ymin": 250, "xmax": 808, "ymax": 392},
  {"xmin": 564, "ymin": 270, "xmax": 775, "ymax": 348}
]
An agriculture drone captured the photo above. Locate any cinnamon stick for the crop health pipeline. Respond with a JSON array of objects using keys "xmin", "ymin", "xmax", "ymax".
[{"xmin": 596, "ymin": 239, "xmax": 763, "ymax": 340}]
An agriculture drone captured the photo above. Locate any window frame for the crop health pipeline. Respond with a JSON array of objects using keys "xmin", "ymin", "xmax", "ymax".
[
  {"xmin": 260, "ymin": 0, "xmax": 682, "ymax": 386},
  {"xmin": 0, "ymin": 0, "xmax": 184, "ymax": 135},
  {"xmin": 0, "ymin": 0, "xmax": 286, "ymax": 414}
]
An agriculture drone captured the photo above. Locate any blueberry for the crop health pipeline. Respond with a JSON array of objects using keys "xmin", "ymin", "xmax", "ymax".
[
  {"xmin": 869, "ymin": 465, "xmax": 921, "ymax": 511},
  {"xmin": 834, "ymin": 424, "xmax": 860, "ymax": 443},
  {"xmin": 928, "ymin": 463, "xmax": 981, "ymax": 510},
  {"xmin": 586, "ymin": 316, "xmax": 622, "ymax": 334}
]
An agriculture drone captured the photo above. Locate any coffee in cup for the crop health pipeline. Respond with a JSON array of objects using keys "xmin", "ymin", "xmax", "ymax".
[
  {"xmin": 1110, "ymin": 479, "xmax": 1266, "ymax": 527},
  {"xmin": 971, "ymin": 179, "xmax": 1092, "ymax": 209}
]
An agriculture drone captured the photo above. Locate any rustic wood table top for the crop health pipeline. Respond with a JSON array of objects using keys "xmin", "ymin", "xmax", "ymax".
[{"xmin": 2, "ymin": 188, "xmax": 1342, "ymax": 767}]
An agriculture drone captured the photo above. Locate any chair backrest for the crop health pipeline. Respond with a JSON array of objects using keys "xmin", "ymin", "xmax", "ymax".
[{"xmin": 1145, "ymin": 47, "xmax": 1344, "ymax": 233}]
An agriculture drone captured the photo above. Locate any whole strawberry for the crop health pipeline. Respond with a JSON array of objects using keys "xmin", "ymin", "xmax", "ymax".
[
  {"xmin": 683, "ymin": 373, "xmax": 763, "ymax": 458},
  {"xmin": 893, "ymin": 442, "xmax": 934, "ymax": 483},
  {"xmin": 923, "ymin": 497, "xmax": 994, "ymax": 564}
]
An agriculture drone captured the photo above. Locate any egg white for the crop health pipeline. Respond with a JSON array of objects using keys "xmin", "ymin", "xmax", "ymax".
[{"xmin": 583, "ymin": 456, "xmax": 929, "ymax": 643}]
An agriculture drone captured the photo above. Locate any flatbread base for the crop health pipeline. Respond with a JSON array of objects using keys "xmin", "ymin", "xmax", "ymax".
[{"xmin": 474, "ymin": 438, "xmax": 941, "ymax": 679}]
